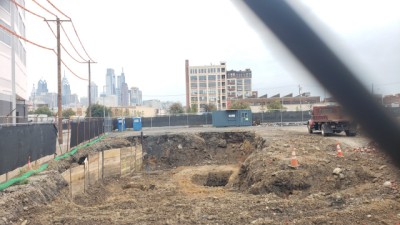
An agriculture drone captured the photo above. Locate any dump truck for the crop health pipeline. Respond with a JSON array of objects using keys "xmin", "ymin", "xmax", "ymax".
[{"xmin": 307, "ymin": 104, "xmax": 357, "ymax": 136}]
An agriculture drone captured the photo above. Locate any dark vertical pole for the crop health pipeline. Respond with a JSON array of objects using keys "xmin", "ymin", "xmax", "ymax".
[
  {"xmin": 88, "ymin": 61, "xmax": 91, "ymax": 118},
  {"xmin": 57, "ymin": 17, "xmax": 63, "ymax": 145}
]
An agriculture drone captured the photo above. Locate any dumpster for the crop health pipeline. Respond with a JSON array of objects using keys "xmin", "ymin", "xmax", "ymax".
[
  {"xmin": 133, "ymin": 117, "xmax": 142, "ymax": 131},
  {"xmin": 212, "ymin": 110, "xmax": 252, "ymax": 127},
  {"xmin": 117, "ymin": 117, "xmax": 126, "ymax": 131}
]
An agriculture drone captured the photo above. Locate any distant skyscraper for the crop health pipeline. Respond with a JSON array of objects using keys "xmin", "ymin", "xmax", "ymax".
[
  {"xmin": 130, "ymin": 87, "xmax": 142, "ymax": 106},
  {"xmin": 105, "ymin": 68, "xmax": 116, "ymax": 95},
  {"xmin": 116, "ymin": 69, "xmax": 127, "ymax": 105},
  {"xmin": 121, "ymin": 83, "xmax": 129, "ymax": 106},
  {"xmin": 36, "ymin": 79, "xmax": 48, "ymax": 95},
  {"xmin": 89, "ymin": 82, "xmax": 98, "ymax": 104},
  {"xmin": 62, "ymin": 74, "xmax": 71, "ymax": 105}
]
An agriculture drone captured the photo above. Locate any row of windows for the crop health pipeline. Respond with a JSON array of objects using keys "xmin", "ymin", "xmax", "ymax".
[
  {"xmin": 190, "ymin": 74, "xmax": 220, "ymax": 81},
  {"xmin": 0, "ymin": 20, "xmax": 11, "ymax": 46},
  {"xmin": 190, "ymin": 67, "xmax": 225, "ymax": 74},
  {"xmin": 191, "ymin": 82, "xmax": 226, "ymax": 88},
  {"xmin": 191, "ymin": 96, "xmax": 227, "ymax": 102},
  {"xmin": 0, "ymin": 20, "xmax": 26, "ymax": 65},
  {"xmin": 0, "ymin": 0, "xmax": 10, "ymax": 12},
  {"xmin": 227, "ymin": 73, "xmax": 252, "ymax": 79}
]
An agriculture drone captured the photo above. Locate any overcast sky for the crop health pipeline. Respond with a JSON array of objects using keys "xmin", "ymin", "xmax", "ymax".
[{"xmin": 24, "ymin": 0, "xmax": 400, "ymax": 104}]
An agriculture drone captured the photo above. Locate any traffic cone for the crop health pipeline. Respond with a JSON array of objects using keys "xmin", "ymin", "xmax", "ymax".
[
  {"xmin": 336, "ymin": 143, "xmax": 344, "ymax": 157},
  {"xmin": 289, "ymin": 150, "xmax": 299, "ymax": 169}
]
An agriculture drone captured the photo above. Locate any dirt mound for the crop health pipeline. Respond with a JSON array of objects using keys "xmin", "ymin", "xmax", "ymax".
[{"xmin": 0, "ymin": 171, "xmax": 67, "ymax": 224}]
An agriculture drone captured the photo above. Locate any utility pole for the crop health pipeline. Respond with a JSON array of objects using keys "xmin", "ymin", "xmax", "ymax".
[
  {"xmin": 82, "ymin": 60, "xmax": 96, "ymax": 117},
  {"xmin": 46, "ymin": 17, "xmax": 71, "ymax": 144}
]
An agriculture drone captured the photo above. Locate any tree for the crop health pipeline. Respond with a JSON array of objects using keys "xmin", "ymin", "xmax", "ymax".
[
  {"xmin": 187, "ymin": 104, "xmax": 198, "ymax": 113},
  {"xmin": 62, "ymin": 108, "xmax": 76, "ymax": 118},
  {"xmin": 34, "ymin": 106, "xmax": 53, "ymax": 117},
  {"xmin": 267, "ymin": 100, "xmax": 285, "ymax": 111},
  {"xmin": 230, "ymin": 101, "xmax": 250, "ymax": 110},
  {"xmin": 203, "ymin": 103, "xmax": 217, "ymax": 112},
  {"xmin": 86, "ymin": 104, "xmax": 112, "ymax": 117},
  {"xmin": 169, "ymin": 102, "xmax": 184, "ymax": 115}
]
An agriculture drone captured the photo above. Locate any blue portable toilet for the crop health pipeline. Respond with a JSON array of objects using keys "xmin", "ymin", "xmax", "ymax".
[
  {"xmin": 212, "ymin": 110, "xmax": 252, "ymax": 127},
  {"xmin": 133, "ymin": 117, "xmax": 142, "ymax": 131},
  {"xmin": 117, "ymin": 117, "xmax": 126, "ymax": 131}
]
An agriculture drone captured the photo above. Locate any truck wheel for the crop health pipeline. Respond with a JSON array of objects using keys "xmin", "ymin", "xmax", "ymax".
[
  {"xmin": 307, "ymin": 123, "xmax": 313, "ymax": 134},
  {"xmin": 345, "ymin": 130, "xmax": 356, "ymax": 136},
  {"xmin": 321, "ymin": 124, "xmax": 328, "ymax": 136}
]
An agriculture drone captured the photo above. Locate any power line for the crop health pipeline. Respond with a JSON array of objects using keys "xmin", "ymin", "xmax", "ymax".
[
  {"xmin": 0, "ymin": 23, "xmax": 88, "ymax": 81},
  {"xmin": 45, "ymin": 0, "xmax": 70, "ymax": 19},
  {"xmin": 60, "ymin": 23, "xmax": 88, "ymax": 61},
  {"xmin": 0, "ymin": 23, "xmax": 53, "ymax": 50},
  {"xmin": 11, "ymin": 0, "xmax": 46, "ymax": 20},
  {"xmin": 45, "ymin": 21, "xmax": 86, "ymax": 63},
  {"xmin": 32, "ymin": 0, "xmax": 58, "ymax": 17},
  {"xmin": 45, "ymin": 0, "xmax": 95, "ymax": 61},
  {"xmin": 70, "ymin": 22, "xmax": 95, "ymax": 62}
]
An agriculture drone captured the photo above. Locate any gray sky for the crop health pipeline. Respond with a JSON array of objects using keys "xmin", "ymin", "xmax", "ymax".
[{"xmin": 24, "ymin": 0, "xmax": 400, "ymax": 104}]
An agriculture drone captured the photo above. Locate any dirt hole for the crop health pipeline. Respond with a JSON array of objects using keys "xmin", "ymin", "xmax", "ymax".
[{"xmin": 191, "ymin": 171, "xmax": 233, "ymax": 187}]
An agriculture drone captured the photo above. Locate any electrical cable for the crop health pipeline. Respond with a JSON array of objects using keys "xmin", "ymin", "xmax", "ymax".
[
  {"xmin": 60, "ymin": 23, "xmax": 87, "ymax": 62},
  {"xmin": 45, "ymin": 0, "xmax": 71, "ymax": 20},
  {"xmin": 0, "ymin": 23, "xmax": 88, "ymax": 81},
  {"xmin": 70, "ymin": 22, "xmax": 95, "ymax": 62},
  {"xmin": 45, "ymin": 21, "xmax": 86, "ymax": 63},
  {"xmin": 45, "ymin": 0, "xmax": 95, "ymax": 62},
  {"xmin": 11, "ymin": 0, "xmax": 46, "ymax": 20},
  {"xmin": 32, "ymin": 0, "xmax": 58, "ymax": 18},
  {"xmin": 0, "ymin": 23, "xmax": 53, "ymax": 50}
]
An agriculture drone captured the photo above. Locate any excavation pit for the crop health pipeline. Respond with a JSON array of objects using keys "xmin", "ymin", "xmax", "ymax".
[{"xmin": 191, "ymin": 171, "xmax": 234, "ymax": 187}]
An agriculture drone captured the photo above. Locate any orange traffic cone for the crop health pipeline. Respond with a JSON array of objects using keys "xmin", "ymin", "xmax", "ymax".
[
  {"xmin": 289, "ymin": 150, "xmax": 299, "ymax": 169},
  {"xmin": 336, "ymin": 143, "xmax": 344, "ymax": 157}
]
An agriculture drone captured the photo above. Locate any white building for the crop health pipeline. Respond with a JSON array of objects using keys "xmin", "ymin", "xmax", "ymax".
[
  {"xmin": 0, "ymin": 0, "xmax": 27, "ymax": 121},
  {"xmin": 185, "ymin": 60, "xmax": 227, "ymax": 112}
]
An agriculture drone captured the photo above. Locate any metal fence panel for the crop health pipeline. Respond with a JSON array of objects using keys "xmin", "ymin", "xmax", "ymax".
[{"xmin": 0, "ymin": 124, "xmax": 57, "ymax": 174}]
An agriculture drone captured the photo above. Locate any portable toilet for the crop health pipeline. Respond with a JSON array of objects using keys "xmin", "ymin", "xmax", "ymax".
[
  {"xmin": 133, "ymin": 117, "xmax": 142, "ymax": 131},
  {"xmin": 212, "ymin": 109, "xmax": 252, "ymax": 127},
  {"xmin": 117, "ymin": 117, "xmax": 126, "ymax": 131}
]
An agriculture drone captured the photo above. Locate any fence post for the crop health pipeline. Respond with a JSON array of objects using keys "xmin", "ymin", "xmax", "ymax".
[
  {"xmin": 83, "ymin": 119, "xmax": 86, "ymax": 143},
  {"xmin": 69, "ymin": 168, "xmax": 72, "ymax": 198},
  {"xmin": 76, "ymin": 121, "xmax": 80, "ymax": 147},
  {"xmin": 169, "ymin": 115, "xmax": 171, "ymax": 127},
  {"xmin": 67, "ymin": 120, "xmax": 70, "ymax": 152},
  {"xmin": 187, "ymin": 114, "xmax": 189, "ymax": 127},
  {"xmin": 151, "ymin": 117, "xmax": 152, "ymax": 128}
]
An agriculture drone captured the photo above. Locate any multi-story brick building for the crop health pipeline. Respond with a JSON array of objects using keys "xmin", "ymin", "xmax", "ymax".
[{"xmin": 185, "ymin": 60, "xmax": 228, "ymax": 112}]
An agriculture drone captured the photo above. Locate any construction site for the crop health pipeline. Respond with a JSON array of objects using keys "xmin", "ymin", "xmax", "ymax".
[{"xmin": 1, "ymin": 125, "xmax": 400, "ymax": 225}]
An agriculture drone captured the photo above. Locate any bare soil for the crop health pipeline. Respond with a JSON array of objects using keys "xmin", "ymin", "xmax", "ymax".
[{"xmin": 1, "ymin": 126, "xmax": 400, "ymax": 225}]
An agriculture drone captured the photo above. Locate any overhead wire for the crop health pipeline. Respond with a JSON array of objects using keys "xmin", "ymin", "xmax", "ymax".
[
  {"xmin": 32, "ymin": 0, "xmax": 58, "ymax": 18},
  {"xmin": 0, "ymin": 22, "xmax": 88, "ymax": 81},
  {"xmin": 45, "ymin": 0, "xmax": 71, "ymax": 20},
  {"xmin": 0, "ymin": 23, "xmax": 53, "ymax": 50},
  {"xmin": 60, "ymin": 23, "xmax": 87, "ymax": 62},
  {"xmin": 44, "ymin": 21, "xmax": 86, "ymax": 63},
  {"xmin": 70, "ymin": 22, "xmax": 95, "ymax": 62},
  {"xmin": 45, "ymin": 0, "xmax": 95, "ymax": 62},
  {"xmin": 17, "ymin": 0, "xmax": 90, "ymax": 79},
  {"xmin": 11, "ymin": 0, "xmax": 46, "ymax": 20}
]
